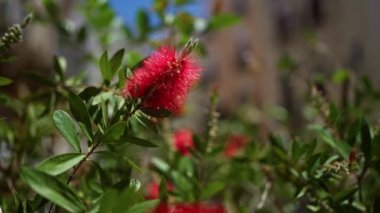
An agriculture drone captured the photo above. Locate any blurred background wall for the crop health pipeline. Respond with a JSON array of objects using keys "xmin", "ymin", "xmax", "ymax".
[{"xmin": 205, "ymin": 0, "xmax": 380, "ymax": 131}]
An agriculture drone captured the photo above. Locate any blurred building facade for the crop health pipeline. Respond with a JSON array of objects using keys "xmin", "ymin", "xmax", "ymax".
[{"xmin": 206, "ymin": 0, "xmax": 380, "ymax": 129}]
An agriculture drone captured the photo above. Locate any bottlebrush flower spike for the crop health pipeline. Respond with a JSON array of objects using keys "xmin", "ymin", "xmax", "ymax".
[
  {"xmin": 224, "ymin": 134, "xmax": 248, "ymax": 158},
  {"xmin": 146, "ymin": 182, "xmax": 160, "ymax": 200},
  {"xmin": 122, "ymin": 38, "xmax": 202, "ymax": 113},
  {"xmin": 146, "ymin": 181, "xmax": 174, "ymax": 199},
  {"xmin": 173, "ymin": 129, "xmax": 194, "ymax": 155}
]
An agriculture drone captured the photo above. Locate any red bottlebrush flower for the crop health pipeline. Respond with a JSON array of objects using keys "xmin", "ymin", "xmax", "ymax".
[
  {"xmin": 224, "ymin": 135, "xmax": 248, "ymax": 158},
  {"xmin": 146, "ymin": 182, "xmax": 174, "ymax": 199},
  {"xmin": 153, "ymin": 203, "xmax": 226, "ymax": 213},
  {"xmin": 173, "ymin": 129, "xmax": 194, "ymax": 155},
  {"xmin": 146, "ymin": 182, "xmax": 160, "ymax": 199},
  {"xmin": 122, "ymin": 39, "xmax": 202, "ymax": 113}
]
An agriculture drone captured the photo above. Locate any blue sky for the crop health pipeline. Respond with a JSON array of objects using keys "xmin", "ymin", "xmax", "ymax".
[{"xmin": 108, "ymin": 0, "xmax": 209, "ymax": 27}]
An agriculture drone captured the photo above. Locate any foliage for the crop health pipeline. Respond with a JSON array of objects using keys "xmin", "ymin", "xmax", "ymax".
[{"xmin": 1, "ymin": 0, "xmax": 380, "ymax": 213}]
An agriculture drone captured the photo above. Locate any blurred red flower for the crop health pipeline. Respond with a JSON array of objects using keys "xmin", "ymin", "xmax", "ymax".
[
  {"xmin": 224, "ymin": 135, "xmax": 248, "ymax": 158},
  {"xmin": 146, "ymin": 182, "xmax": 174, "ymax": 199},
  {"xmin": 123, "ymin": 44, "xmax": 202, "ymax": 113},
  {"xmin": 173, "ymin": 129, "xmax": 194, "ymax": 155},
  {"xmin": 146, "ymin": 182, "xmax": 160, "ymax": 200},
  {"xmin": 153, "ymin": 203, "xmax": 226, "ymax": 213}
]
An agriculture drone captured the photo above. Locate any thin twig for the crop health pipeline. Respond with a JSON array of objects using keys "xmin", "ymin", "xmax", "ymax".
[
  {"xmin": 66, "ymin": 141, "xmax": 101, "ymax": 184},
  {"xmin": 48, "ymin": 141, "xmax": 101, "ymax": 213}
]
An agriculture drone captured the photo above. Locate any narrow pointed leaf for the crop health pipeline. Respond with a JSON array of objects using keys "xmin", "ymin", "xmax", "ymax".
[
  {"xmin": 99, "ymin": 51, "xmax": 112, "ymax": 81},
  {"xmin": 79, "ymin": 86, "xmax": 101, "ymax": 101},
  {"xmin": 53, "ymin": 110, "xmax": 81, "ymax": 152},
  {"xmin": 360, "ymin": 119, "xmax": 372, "ymax": 164},
  {"xmin": 53, "ymin": 55, "xmax": 67, "ymax": 81},
  {"xmin": 20, "ymin": 167, "xmax": 85, "ymax": 212},
  {"xmin": 333, "ymin": 187, "xmax": 357, "ymax": 204},
  {"xmin": 122, "ymin": 135, "xmax": 158, "ymax": 147},
  {"xmin": 141, "ymin": 108, "xmax": 171, "ymax": 118},
  {"xmin": 0, "ymin": 76, "xmax": 13, "ymax": 86},
  {"xmin": 68, "ymin": 91, "xmax": 92, "ymax": 135},
  {"xmin": 200, "ymin": 181, "xmax": 225, "ymax": 200},
  {"xmin": 110, "ymin": 49, "xmax": 125, "ymax": 73},
  {"xmin": 90, "ymin": 160, "xmax": 111, "ymax": 188},
  {"xmin": 37, "ymin": 153, "xmax": 85, "ymax": 176},
  {"xmin": 308, "ymin": 125, "xmax": 350, "ymax": 158},
  {"xmin": 126, "ymin": 200, "xmax": 159, "ymax": 213},
  {"xmin": 102, "ymin": 121, "xmax": 127, "ymax": 142}
]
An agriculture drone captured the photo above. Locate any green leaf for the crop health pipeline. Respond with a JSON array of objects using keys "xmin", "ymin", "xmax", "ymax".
[
  {"xmin": 360, "ymin": 119, "xmax": 372, "ymax": 163},
  {"xmin": 269, "ymin": 134, "xmax": 285, "ymax": 151},
  {"xmin": 101, "ymin": 100, "xmax": 108, "ymax": 129},
  {"xmin": 373, "ymin": 193, "xmax": 380, "ymax": 213},
  {"xmin": 200, "ymin": 181, "xmax": 225, "ymax": 200},
  {"xmin": 171, "ymin": 171, "xmax": 194, "ymax": 196},
  {"xmin": 37, "ymin": 153, "xmax": 85, "ymax": 176},
  {"xmin": 79, "ymin": 86, "xmax": 102, "ymax": 101},
  {"xmin": 306, "ymin": 139, "xmax": 317, "ymax": 156},
  {"xmin": 118, "ymin": 67, "xmax": 127, "ymax": 89},
  {"xmin": 307, "ymin": 153, "xmax": 323, "ymax": 173},
  {"xmin": 99, "ymin": 189, "xmax": 118, "ymax": 212},
  {"xmin": 307, "ymin": 204, "xmax": 320, "ymax": 212},
  {"xmin": 78, "ymin": 122, "xmax": 93, "ymax": 143},
  {"xmin": 68, "ymin": 91, "xmax": 92, "ymax": 137},
  {"xmin": 333, "ymin": 187, "xmax": 357, "ymax": 204},
  {"xmin": 136, "ymin": 9, "xmax": 149, "ymax": 40},
  {"xmin": 268, "ymin": 134, "xmax": 287, "ymax": 161},
  {"xmin": 347, "ymin": 119, "xmax": 361, "ymax": 146},
  {"xmin": 102, "ymin": 121, "xmax": 128, "ymax": 142},
  {"xmin": 92, "ymin": 91, "xmax": 113, "ymax": 105},
  {"xmin": 77, "ymin": 26, "xmax": 87, "ymax": 42},
  {"xmin": 151, "ymin": 158, "xmax": 170, "ymax": 173},
  {"xmin": 122, "ymin": 156, "xmax": 143, "ymax": 173},
  {"xmin": 0, "ymin": 94, "xmax": 23, "ymax": 116},
  {"xmin": 134, "ymin": 114, "xmax": 158, "ymax": 133},
  {"xmin": 126, "ymin": 52, "xmax": 144, "ymax": 69},
  {"xmin": 208, "ymin": 14, "xmax": 240, "ymax": 30},
  {"xmin": 122, "ymin": 135, "xmax": 158, "ymax": 147},
  {"xmin": 53, "ymin": 55, "xmax": 67, "ymax": 81},
  {"xmin": 95, "ymin": 151, "xmax": 143, "ymax": 172},
  {"xmin": 90, "ymin": 160, "xmax": 111, "ymax": 188},
  {"xmin": 291, "ymin": 139, "xmax": 304, "ymax": 161},
  {"xmin": 0, "ymin": 76, "xmax": 13, "ymax": 86},
  {"xmin": 174, "ymin": 12, "xmax": 194, "ymax": 34},
  {"xmin": 308, "ymin": 125, "xmax": 351, "ymax": 158},
  {"xmin": 126, "ymin": 200, "xmax": 159, "ymax": 213},
  {"xmin": 53, "ymin": 110, "xmax": 81, "ymax": 152},
  {"xmin": 43, "ymin": 0, "xmax": 59, "ymax": 20},
  {"xmin": 100, "ymin": 188, "xmax": 143, "ymax": 212},
  {"xmin": 110, "ymin": 49, "xmax": 125, "ymax": 73},
  {"xmin": 159, "ymin": 178, "xmax": 168, "ymax": 199},
  {"xmin": 20, "ymin": 167, "xmax": 85, "ymax": 212},
  {"xmin": 99, "ymin": 51, "xmax": 112, "ymax": 81},
  {"xmin": 0, "ymin": 56, "xmax": 17, "ymax": 64},
  {"xmin": 372, "ymin": 134, "xmax": 380, "ymax": 158},
  {"xmin": 295, "ymin": 186, "xmax": 308, "ymax": 199},
  {"xmin": 141, "ymin": 108, "xmax": 171, "ymax": 118}
]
